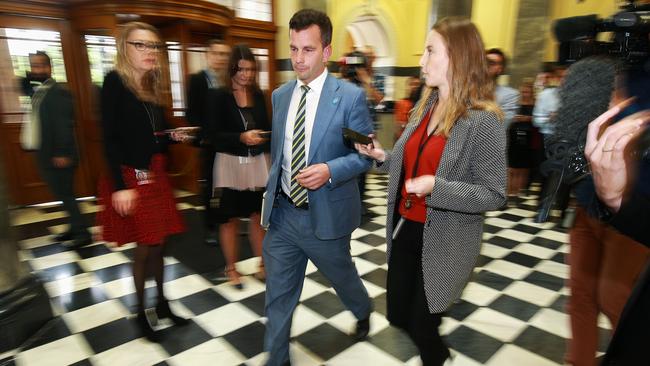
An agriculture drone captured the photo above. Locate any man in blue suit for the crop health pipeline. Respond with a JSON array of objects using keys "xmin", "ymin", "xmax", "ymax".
[{"xmin": 261, "ymin": 9, "xmax": 373, "ymax": 366}]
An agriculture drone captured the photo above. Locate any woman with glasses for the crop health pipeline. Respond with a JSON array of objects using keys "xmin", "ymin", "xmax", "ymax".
[
  {"xmin": 97, "ymin": 22, "xmax": 189, "ymax": 342},
  {"xmin": 355, "ymin": 17, "xmax": 507, "ymax": 365},
  {"xmin": 206, "ymin": 44, "xmax": 270, "ymax": 288}
]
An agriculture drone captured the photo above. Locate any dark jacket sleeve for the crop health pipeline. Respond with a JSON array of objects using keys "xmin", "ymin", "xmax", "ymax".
[
  {"xmin": 100, "ymin": 72, "xmax": 127, "ymax": 191},
  {"xmin": 49, "ymin": 85, "xmax": 76, "ymax": 159},
  {"xmin": 609, "ymin": 190, "xmax": 650, "ymax": 247},
  {"xmin": 210, "ymin": 89, "xmax": 245, "ymax": 153},
  {"xmin": 254, "ymin": 90, "xmax": 271, "ymax": 153},
  {"xmin": 186, "ymin": 72, "xmax": 206, "ymax": 127}
]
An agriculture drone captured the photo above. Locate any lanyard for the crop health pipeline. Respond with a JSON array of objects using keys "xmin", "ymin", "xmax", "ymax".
[{"xmin": 405, "ymin": 112, "xmax": 436, "ymax": 209}]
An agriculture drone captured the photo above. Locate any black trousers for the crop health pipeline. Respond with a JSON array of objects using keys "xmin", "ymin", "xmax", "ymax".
[
  {"xmin": 387, "ymin": 218, "xmax": 449, "ymax": 366},
  {"xmin": 39, "ymin": 164, "xmax": 88, "ymax": 237}
]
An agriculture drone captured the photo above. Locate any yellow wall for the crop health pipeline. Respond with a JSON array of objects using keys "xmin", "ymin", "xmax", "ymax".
[
  {"xmin": 471, "ymin": 0, "xmax": 520, "ymax": 61},
  {"xmin": 544, "ymin": 0, "xmax": 618, "ymax": 61},
  {"xmin": 274, "ymin": 0, "xmax": 300, "ymax": 60}
]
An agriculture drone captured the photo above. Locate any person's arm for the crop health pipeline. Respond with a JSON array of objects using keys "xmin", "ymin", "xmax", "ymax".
[
  {"xmin": 326, "ymin": 87, "xmax": 374, "ymax": 188},
  {"xmin": 424, "ymin": 112, "xmax": 507, "ymax": 213},
  {"xmin": 501, "ymin": 89, "xmax": 520, "ymax": 127},
  {"xmin": 50, "ymin": 86, "xmax": 75, "ymax": 162},
  {"xmin": 100, "ymin": 72, "xmax": 127, "ymax": 191}
]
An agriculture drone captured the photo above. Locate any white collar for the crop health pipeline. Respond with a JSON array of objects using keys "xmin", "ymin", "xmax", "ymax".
[{"xmin": 296, "ymin": 68, "xmax": 328, "ymax": 94}]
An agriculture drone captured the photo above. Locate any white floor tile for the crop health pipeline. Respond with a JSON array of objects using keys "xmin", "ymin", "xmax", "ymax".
[
  {"xmin": 486, "ymin": 344, "xmax": 560, "ymax": 366},
  {"xmin": 91, "ymin": 338, "xmax": 168, "ymax": 366},
  {"xmin": 534, "ymin": 260, "xmax": 569, "ymax": 279},
  {"xmin": 461, "ymin": 282, "xmax": 502, "ymax": 306},
  {"xmin": 502, "ymin": 282, "xmax": 559, "ymax": 307},
  {"xmin": 529, "ymin": 308, "xmax": 571, "ymax": 339},
  {"xmin": 480, "ymin": 243, "xmax": 510, "ymax": 259},
  {"xmin": 463, "ymin": 308, "xmax": 527, "ymax": 342},
  {"xmin": 327, "ymin": 342, "xmax": 403, "ymax": 365},
  {"xmin": 493, "ymin": 229, "xmax": 535, "ymax": 243},
  {"xmin": 193, "ymin": 302, "xmax": 260, "ymax": 337},
  {"xmin": 167, "ymin": 338, "xmax": 246, "ymax": 366},
  {"xmin": 62, "ymin": 299, "xmax": 130, "ymax": 333},
  {"xmin": 29, "ymin": 251, "xmax": 81, "ymax": 271},
  {"xmin": 536, "ymin": 230, "xmax": 569, "ymax": 243},
  {"xmin": 44, "ymin": 272, "xmax": 100, "ymax": 297},
  {"xmin": 484, "ymin": 217, "xmax": 517, "ymax": 229},
  {"xmin": 298, "ymin": 278, "xmax": 329, "ymax": 302},
  {"xmin": 291, "ymin": 304, "xmax": 327, "ymax": 337},
  {"xmin": 15, "ymin": 334, "xmax": 93, "ymax": 366},
  {"xmin": 482, "ymin": 260, "xmax": 533, "ymax": 280},
  {"xmin": 214, "ymin": 275, "xmax": 266, "ymax": 302},
  {"xmin": 326, "ymin": 311, "xmax": 388, "ymax": 337},
  {"xmin": 512, "ymin": 243, "xmax": 556, "ymax": 259},
  {"xmin": 164, "ymin": 274, "xmax": 214, "ymax": 300}
]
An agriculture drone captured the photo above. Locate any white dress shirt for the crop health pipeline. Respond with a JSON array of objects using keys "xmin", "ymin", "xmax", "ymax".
[{"xmin": 280, "ymin": 69, "xmax": 328, "ymax": 196}]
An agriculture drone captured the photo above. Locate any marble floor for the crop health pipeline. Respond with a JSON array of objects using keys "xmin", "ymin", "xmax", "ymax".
[{"xmin": 1, "ymin": 173, "xmax": 610, "ymax": 366}]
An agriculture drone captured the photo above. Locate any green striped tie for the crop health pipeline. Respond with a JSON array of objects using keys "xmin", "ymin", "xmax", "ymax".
[{"xmin": 290, "ymin": 85, "xmax": 310, "ymax": 206}]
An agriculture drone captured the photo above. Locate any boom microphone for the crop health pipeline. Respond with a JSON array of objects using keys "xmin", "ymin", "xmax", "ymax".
[{"xmin": 536, "ymin": 57, "xmax": 616, "ymax": 222}]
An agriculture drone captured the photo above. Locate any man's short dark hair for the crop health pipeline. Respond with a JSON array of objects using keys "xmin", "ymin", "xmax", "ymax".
[
  {"xmin": 289, "ymin": 9, "xmax": 332, "ymax": 47},
  {"xmin": 207, "ymin": 39, "xmax": 225, "ymax": 48},
  {"xmin": 30, "ymin": 51, "xmax": 51, "ymax": 66},
  {"xmin": 486, "ymin": 48, "xmax": 507, "ymax": 67}
]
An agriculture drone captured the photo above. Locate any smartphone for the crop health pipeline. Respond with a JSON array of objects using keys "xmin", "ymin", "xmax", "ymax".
[
  {"xmin": 342, "ymin": 127, "xmax": 372, "ymax": 145},
  {"xmin": 258, "ymin": 131, "xmax": 272, "ymax": 138}
]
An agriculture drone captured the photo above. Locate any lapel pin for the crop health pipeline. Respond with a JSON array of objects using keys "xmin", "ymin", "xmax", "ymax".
[{"xmin": 333, "ymin": 97, "xmax": 340, "ymax": 104}]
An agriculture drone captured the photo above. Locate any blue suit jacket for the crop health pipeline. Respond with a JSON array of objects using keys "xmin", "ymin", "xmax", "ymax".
[{"xmin": 261, "ymin": 74, "xmax": 373, "ymax": 240}]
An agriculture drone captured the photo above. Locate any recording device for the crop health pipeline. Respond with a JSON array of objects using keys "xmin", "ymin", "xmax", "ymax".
[
  {"xmin": 339, "ymin": 51, "xmax": 369, "ymax": 86},
  {"xmin": 257, "ymin": 131, "xmax": 272, "ymax": 138},
  {"xmin": 342, "ymin": 127, "xmax": 372, "ymax": 145},
  {"xmin": 553, "ymin": 0, "xmax": 650, "ymax": 66}
]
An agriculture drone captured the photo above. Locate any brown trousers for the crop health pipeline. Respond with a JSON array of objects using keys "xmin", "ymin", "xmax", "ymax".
[{"xmin": 566, "ymin": 207, "xmax": 650, "ymax": 366}]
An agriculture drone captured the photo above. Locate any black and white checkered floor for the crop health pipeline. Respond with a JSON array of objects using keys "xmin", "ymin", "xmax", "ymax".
[{"xmin": 2, "ymin": 173, "xmax": 611, "ymax": 366}]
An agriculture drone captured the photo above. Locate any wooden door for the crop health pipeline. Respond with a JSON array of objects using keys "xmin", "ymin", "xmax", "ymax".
[{"xmin": 0, "ymin": 16, "xmax": 94, "ymax": 205}]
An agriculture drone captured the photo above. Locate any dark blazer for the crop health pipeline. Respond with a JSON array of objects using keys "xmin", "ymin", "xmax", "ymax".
[
  {"xmin": 377, "ymin": 92, "xmax": 507, "ymax": 313},
  {"xmin": 36, "ymin": 81, "xmax": 77, "ymax": 167},
  {"xmin": 260, "ymin": 74, "xmax": 373, "ymax": 240},
  {"xmin": 186, "ymin": 71, "xmax": 210, "ymax": 127},
  {"xmin": 206, "ymin": 87, "xmax": 270, "ymax": 156},
  {"xmin": 100, "ymin": 70, "xmax": 170, "ymax": 191}
]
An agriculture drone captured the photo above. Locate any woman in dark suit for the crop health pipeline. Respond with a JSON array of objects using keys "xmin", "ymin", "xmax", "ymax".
[
  {"xmin": 356, "ymin": 17, "xmax": 507, "ymax": 365},
  {"xmin": 206, "ymin": 44, "xmax": 270, "ymax": 288}
]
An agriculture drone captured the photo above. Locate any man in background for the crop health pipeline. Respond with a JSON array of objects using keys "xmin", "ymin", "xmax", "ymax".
[
  {"xmin": 186, "ymin": 40, "xmax": 231, "ymax": 246},
  {"xmin": 487, "ymin": 48, "xmax": 520, "ymax": 129},
  {"xmin": 27, "ymin": 51, "xmax": 91, "ymax": 248}
]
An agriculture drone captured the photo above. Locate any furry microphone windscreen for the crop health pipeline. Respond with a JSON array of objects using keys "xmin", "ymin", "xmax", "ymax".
[{"xmin": 547, "ymin": 57, "xmax": 617, "ymax": 150}]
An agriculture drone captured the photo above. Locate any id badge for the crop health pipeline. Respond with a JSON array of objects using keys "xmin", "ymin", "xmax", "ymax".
[
  {"xmin": 239, "ymin": 156, "xmax": 250, "ymax": 164},
  {"xmin": 135, "ymin": 169, "xmax": 153, "ymax": 185}
]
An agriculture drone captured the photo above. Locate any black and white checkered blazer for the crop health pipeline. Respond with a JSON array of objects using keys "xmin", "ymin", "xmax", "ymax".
[{"xmin": 377, "ymin": 93, "xmax": 507, "ymax": 313}]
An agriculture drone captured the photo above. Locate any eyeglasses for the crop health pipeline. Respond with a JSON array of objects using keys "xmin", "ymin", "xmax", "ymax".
[
  {"xmin": 127, "ymin": 41, "xmax": 164, "ymax": 52},
  {"xmin": 237, "ymin": 67, "xmax": 257, "ymax": 74}
]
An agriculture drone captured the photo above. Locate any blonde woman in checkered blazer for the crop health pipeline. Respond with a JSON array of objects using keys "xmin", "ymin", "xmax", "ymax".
[{"xmin": 356, "ymin": 17, "xmax": 507, "ymax": 365}]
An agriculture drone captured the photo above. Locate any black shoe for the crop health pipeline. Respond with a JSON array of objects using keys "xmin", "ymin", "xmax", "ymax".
[
  {"xmin": 65, "ymin": 235, "xmax": 93, "ymax": 249},
  {"xmin": 137, "ymin": 311, "xmax": 161, "ymax": 342},
  {"xmin": 353, "ymin": 317, "xmax": 370, "ymax": 341},
  {"xmin": 156, "ymin": 299, "xmax": 189, "ymax": 326},
  {"xmin": 54, "ymin": 231, "xmax": 74, "ymax": 242}
]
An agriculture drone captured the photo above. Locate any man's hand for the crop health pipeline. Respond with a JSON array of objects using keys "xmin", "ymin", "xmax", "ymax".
[
  {"xmin": 52, "ymin": 156, "xmax": 71, "ymax": 168},
  {"xmin": 405, "ymin": 175, "xmax": 436, "ymax": 197},
  {"xmin": 585, "ymin": 99, "xmax": 650, "ymax": 212},
  {"xmin": 296, "ymin": 163, "xmax": 330, "ymax": 190}
]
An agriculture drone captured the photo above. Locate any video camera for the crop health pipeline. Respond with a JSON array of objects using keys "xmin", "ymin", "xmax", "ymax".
[{"xmin": 554, "ymin": 0, "xmax": 650, "ymax": 67}]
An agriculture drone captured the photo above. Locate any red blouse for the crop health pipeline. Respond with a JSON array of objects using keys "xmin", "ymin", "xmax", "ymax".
[{"xmin": 398, "ymin": 110, "xmax": 447, "ymax": 223}]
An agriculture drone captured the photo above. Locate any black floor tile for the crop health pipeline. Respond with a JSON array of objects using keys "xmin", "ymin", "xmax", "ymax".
[
  {"xmin": 93, "ymin": 263, "xmax": 133, "ymax": 283},
  {"xmin": 513, "ymin": 326, "xmax": 566, "ymax": 364},
  {"xmin": 158, "ymin": 320, "xmax": 213, "ymax": 356},
  {"xmin": 502, "ymin": 252, "xmax": 542, "ymax": 268},
  {"xmin": 549, "ymin": 294, "xmax": 567, "ymax": 313},
  {"xmin": 222, "ymin": 321, "xmax": 266, "ymax": 358},
  {"xmin": 294, "ymin": 323, "xmax": 356, "ymax": 361},
  {"xmin": 164, "ymin": 263, "xmax": 194, "ymax": 282},
  {"xmin": 529, "ymin": 237, "xmax": 563, "ymax": 250},
  {"xmin": 356, "ymin": 234, "xmax": 386, "ymax": 247},
  {"xmin": 83, "ymin": 317, "xmax": 139, "ymax": 354},
  {"xmin": 446, "ymin": 325, "xmax": 503, "ymax": 364},
  {"xmin": 69, "ymin": 359, "xmax": 93, "ymax": 366},
  {"xmin": 475, "ymin": 254, "xmax": 494, "ymax": 268},
  {"xmin": 22, "ymin": 317, "xmax": 71, "ymax": 351},
  {"xmin": 117, "ymin": 287, "xmax": 159, "ymax": 313},
  {"xmin": 487, "ymin": 294, "xmax": 541, "ymax": 322},
  {"xmin": 301, "ymin": 292, "xmax": 346, "ymax": 318},
  {"xmin": 30, "ymin": 243, "xmax": 68, "ymax": 258},
  {"xmin": 75, "ymin": 244, "xmax": 113, "ymax": 259},
  {"xmin": 496, "ymin": 213, "xmax": 528, "ymax": 222},
  {"xmin": 306, "ymin": 270, "xmax": 332, "ymax": 288},
  {"xmin": 447, "ymin": 300, "xmax": 480, "ymax": 321},
  {"xmin": 367, "ymin": 326, "xmax": 418, "ymax": 362},
  {"xmin": 239, "ymin": 292, "xmax": 266, "ymax": 317},
  {"xmin": 358, "ymin": 250, "xmax": 386, "ymax": 266},
  {"xmin": 487, "ymin": 235, "xmax": 520, "ymax": 249},
  {"xmin": 34, "ymin": 262, "xmax": 85, "ymax": 283},
  {"xmin": 474, "ymin": 270, "xmax": 514, "ymax": 291},
  {"xmin": 359, "ymin": 221, "xmax": 383, "ymax": 232},
  {"xmin": 523, "ymin": 271, "xmax": 565, "ymax": 292},
  {"xmin": 511, "ymin": 224, "xmax": 542, "ymax": 235},
  {"xmin": 178, "ymin": 288, "xmax": 230, "ymax": 316},
  {"xmin": 0, "ymin": 356, "xmax": 15, "ymax": 366},
  {"xmin": 53, "ymin": 287, "xmax": 108, "ymax": 312},
  {"xmin": 482, "ymin": 224, "xmax": 504, "ymax": 234},
  {"xmin": 361, "ymin": 268, "xmax": 387, "ymax": 288},
  {"xmin": 549, "ymin": 252, "xmax": 566, "ymax": 264},
  {"xmin": 372, "ymin": 292, "xmax": 387, "ymax": 316}
]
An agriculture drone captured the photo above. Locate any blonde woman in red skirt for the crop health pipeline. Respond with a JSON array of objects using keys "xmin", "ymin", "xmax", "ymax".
[{"xmin": 97, "ymin": 22, "xmax": 190, "ymax": 342}]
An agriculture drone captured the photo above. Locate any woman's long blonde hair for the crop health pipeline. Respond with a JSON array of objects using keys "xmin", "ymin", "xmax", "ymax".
[
  {"xmin": 114, "ymin": 21, "xmax": 168, "ymax": 105},
  {"xmin": 413, "ymin": 17, "xmax": 502, "ymax": 136}
]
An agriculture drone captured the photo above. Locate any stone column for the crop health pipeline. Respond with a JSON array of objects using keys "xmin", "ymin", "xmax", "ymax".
[{"xmin": 510, "ymin": 0, "xmax": 550, "ymax": 89}]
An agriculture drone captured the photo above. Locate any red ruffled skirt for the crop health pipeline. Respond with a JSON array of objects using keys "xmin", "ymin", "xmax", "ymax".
[{"xmin": 97, "ymin": 154, "xmax": 184, "ymax": 245}]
